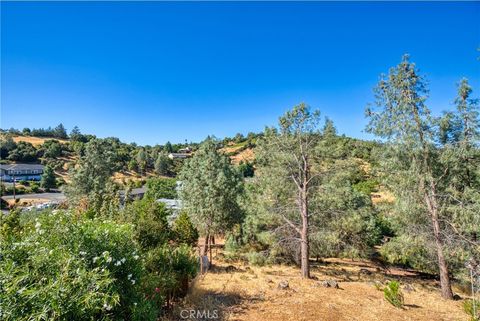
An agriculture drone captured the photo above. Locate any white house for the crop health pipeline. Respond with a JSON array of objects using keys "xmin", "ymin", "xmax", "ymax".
[{"xmin": 0, "ymin": 164, "xmax": 44, "ymax": 182}]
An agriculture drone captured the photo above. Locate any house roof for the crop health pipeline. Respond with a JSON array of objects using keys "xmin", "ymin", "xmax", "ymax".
[
  {"xmin": 168, "ymin": 153, "xmax": 190, "ymax": 158},
  {"xmin": 157, "ymin": 198, "xmax": 183, "ymax": 210},
  {"xmin": 0, "ymin": 164, "xmax": 44, "ymax": 171}
]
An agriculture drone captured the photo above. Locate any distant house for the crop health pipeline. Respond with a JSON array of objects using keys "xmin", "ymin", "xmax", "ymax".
[
  {"xmin": 157, "ymin": 198, "xmax": 183, "ymax": 222},
  {"xmin": 168, "ymin": 153, "xmax": 191, "ymax": 160},
  {"xmin": 178, "ymin": 147, "xmax": 192, "ymax": 154},
  {"xmin": 0, "ymin": 164, "xmax": 44, "ymax": 182},
  {"xmin": 119, "ymin": 187, "xmax": 147, "ymax": 204}
]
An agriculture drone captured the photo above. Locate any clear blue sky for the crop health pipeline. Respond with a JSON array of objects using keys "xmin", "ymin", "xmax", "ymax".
[{"xmin": 1, "ymin": 2, "xmax": 479, "ymax": 145}]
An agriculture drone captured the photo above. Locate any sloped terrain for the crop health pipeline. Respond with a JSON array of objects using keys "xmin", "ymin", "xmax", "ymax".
[{"xmin": 173, "ymin": 258, "xmax": 468, "ymax": 321}]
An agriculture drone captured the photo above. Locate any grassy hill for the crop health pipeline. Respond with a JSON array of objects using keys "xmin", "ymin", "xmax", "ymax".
[{"xmin": 12, "ymin": 135, "xmax": 69, "ymax": 146}]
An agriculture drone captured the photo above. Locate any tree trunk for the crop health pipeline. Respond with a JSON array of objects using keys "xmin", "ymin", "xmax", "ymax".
[
  {"xmin": 425, "ymin": 188, "xmax": 454, "ymax": 299},
  {"xmin": 300, "ymin": 185, "xmax": 310, "ymax": 279},
  {"xmin": 431, "ymin": 212, "xmax": 454, "ymax": 299},
  {"xmin": 209, "ymin": 235, "xmax": 214, "ymax": 264},
  {"xmin": 300, "ymin": 221, "xmax": 310, "ymax": 278},
  {"xmin": 200, "ymin": 233, "xmax": 209, "ymax": 274}
]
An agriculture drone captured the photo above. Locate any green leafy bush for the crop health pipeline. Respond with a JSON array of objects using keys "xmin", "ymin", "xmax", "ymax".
[
  {"xmin": 245, "ymin": 251, "xmax": 267, "ymax": 266},
  {"xmin": 121, "ymin": 198, "xmax": 171, "ymax": 249},
  {"xmin": 0, "ymin": 210, "xmax": 157, "ymax": 321},
  {"xmin": 145, "ymin": 177, "xmax": 177, "ymax": 199},
  {"xmin": 143, "ymin": 244, "xmax": 198, "ymax": 304},
  {"xmin": 172, "ymin": 211, "xmax": 199, "ymax": 246},
  {"xmin": 383, "ymin": 281, "xmax": 404, "ymax": 308},
  {"xmin": 353, "ymin": 179, "xmax": 379, "ymax": 195}
]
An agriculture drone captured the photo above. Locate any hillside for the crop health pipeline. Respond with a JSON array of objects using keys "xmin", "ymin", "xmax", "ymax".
[
  {"xmin": 12, "ymin": 135, "xmax": 69, "ymax": 146},
  {"xmin": 173, "ymin": 255, "xmax": 468, "ymax": 321},
  {"xmin": 220, "ymin": 141, "xmax": 255, "ymax": 165}
]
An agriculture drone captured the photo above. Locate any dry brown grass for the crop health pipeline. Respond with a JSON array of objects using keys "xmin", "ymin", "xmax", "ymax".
[
  {"xmin": 229, "ymin": 148, "xmax": 255, "ymax": 165},
  {"xmin": 172, "ymin": 256, "xmax": 468, "ymax": 321},
  {"xmin": 12, "ymin": 136, "xmax": 69, "ymax": 146},
  {"xmin": 371, "ymin": 189, "xmax": 395, "ymax": 204},
  {"xmin": 6, "ymin": 198, "xmax": 50, "ymax": 207}
]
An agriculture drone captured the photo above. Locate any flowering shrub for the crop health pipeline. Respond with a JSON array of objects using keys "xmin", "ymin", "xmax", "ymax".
[
  {"xmin": 143, "ymin": 244, "xmax": 198, "ymax": 306},
  {"xmin": 0, "ymin": 210, "xmax": 157, "ymax": 321}
]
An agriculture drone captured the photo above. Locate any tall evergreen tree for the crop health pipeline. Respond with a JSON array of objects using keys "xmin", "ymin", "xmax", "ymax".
[
  {"xmin": 179, "ymin": 138, "xmax": 243, "ymax": 258},
  {"xmin": 54, "ymin": 123, "xmax": 68, "ymax": 139},
  {"xmin": 366, "ymin": 55, "xmax": 457, "ymax": 299},
  {"xmin": 164, "ymin": 141, "xmax": 174, "ymax": 153},
  {"xmin": 40, "ymin": 165, "xmax": 56, "ymax": 191},
  {"xmin": 70, "ymin": 126, "xmax": 83, "ymax": 142},
  {"xmin": 66, "ymin": 139, "xmax": 118, "ymax": 216},
  {"xmin": 154, "ymin": 152, "xmax": 172, "ymax": 176},
  {"xmin": 256, "ymin": 103, "xmax": 322, "ymax": 278},
  {"xmin": 136, "ymin": 149, "xmax": 147, "ymax": 175}
]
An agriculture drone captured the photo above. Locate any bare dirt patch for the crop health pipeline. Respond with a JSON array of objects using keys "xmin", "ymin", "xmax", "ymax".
[{"xmin": 174, "ymin": 258, "xmax": 468, "ymax": 321}]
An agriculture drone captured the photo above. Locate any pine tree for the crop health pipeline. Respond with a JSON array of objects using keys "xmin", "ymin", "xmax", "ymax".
[
  {"xmin": 136, "ymin": 149, "xmax": 147, "ymax": 175},
  {"xmin": 54, "ymin": 123, "xmax": 68, "ymax": 139},
  {"xmin": 40, "ymin": 165, "xmax": 56, "ymax": 191},
  {"xmin": 179, "ymin": 138, "xmax": 243, "ymax": 259},
  {"xmin": 366, "ymin": 55, "xmax": 456, "ymax": 299},
  {"xmin": 66, "ymin": 139, "xmax": 118, "ymax": 215},
  {"xmin": 154, "ymin": 152, "xmax": 172, "ymax": 176},
  {"xmin": 256, "ymin": 103, "xmax": 322, "ymax": 278}
]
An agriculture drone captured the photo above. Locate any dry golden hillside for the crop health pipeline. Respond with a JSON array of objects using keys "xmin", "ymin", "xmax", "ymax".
[
  {"xmin": 221, "ymin": 142, "xmax": 255, "ymax": 165},
  {"xmin": 171, "ymin": 257, "xmax": 469, "ymax": 321},
  {"xmin": 12, "ymin": 135, "xmax": 69, "ymax": 146}
]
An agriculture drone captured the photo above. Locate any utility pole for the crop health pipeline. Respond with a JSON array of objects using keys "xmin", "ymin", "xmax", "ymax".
[{"xmin": 12, "ymin": 174, "xmax": 16, "ymax": 201}]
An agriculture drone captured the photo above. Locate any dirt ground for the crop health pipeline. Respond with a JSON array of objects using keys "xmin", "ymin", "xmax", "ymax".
[{"xmin": 174, "ymin": 257, "xmax": 469, "ymax": 321}]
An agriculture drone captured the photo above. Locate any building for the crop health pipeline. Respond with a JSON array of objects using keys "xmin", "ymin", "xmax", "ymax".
[
  {"xmin": 0, "ymin": 164, "xmax": 44, "ymax": 182},
  {"xmin": 168, "ymin": 153, "xmax": 191, "ymax": 160},
  {"xmin": 157, "ymin": 198, "xmax": 183, "ymax": 222},
  {"xmin": 178, "ymin": 147, "xmax": 192, "ymax": 153},
  {"xmin": 119, "ymin": 187, "xmax": 147, "ymax": 204}
]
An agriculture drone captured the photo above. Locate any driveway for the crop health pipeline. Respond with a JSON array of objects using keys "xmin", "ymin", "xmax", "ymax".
[{"xmin": 2, "ymin": 192, "xmax": 66, "ymax": 202}]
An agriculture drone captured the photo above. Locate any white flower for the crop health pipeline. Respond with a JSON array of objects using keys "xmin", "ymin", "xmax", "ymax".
[
  {"xmin": 93, "ymin": 257, "xmax": 99, "ymax": 263},
  {"xmin": 115, "ymin": 261, "xmax": 121, "ymax": 266},
  {"xmin": 106, "ymin": 257, "xmax": 112, "ymax": 263},
  {"xmin": 121, "ymin": 258, "xmax": 126, "ymax": 263},
  {"xmin": 103, "ymin": 303, "xmax": 112, "ymax": 311},
  {"xmin": 127, "ymin": 274, "xmax": 132, "ymax": 280},
  {"xmin": 133, "ymin": 255, "xmax": 139, "ymax": 260},
  {"xmin": 79, "ymin": 251, "xmax": 86, "ymax": 256},
  {"xmin": 131, "ymin": 279, "xmax": 136, "ymax": 285},
  {"xmin": 35, "ymin": 222, "xmax": 41, "ymax": 229}
]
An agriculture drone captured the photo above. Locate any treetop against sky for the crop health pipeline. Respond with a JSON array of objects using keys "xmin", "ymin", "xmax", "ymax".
[{"xmin": 1, "ymin": 1, "xmax": 479, "ymax": 145}]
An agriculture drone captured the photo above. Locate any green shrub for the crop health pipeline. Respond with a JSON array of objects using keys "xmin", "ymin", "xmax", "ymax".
[
  {"xmin": 353, "ymin": 179, "xmax": 378, "ymax": 195},
  {"xmin": 145, "ymin": 177, "xmax": 177, "ymax": 199},
  {"xmin": 463, "ymin": 299, "xmax": 480, "ymax": 321},
  {"xmin": 383, "ymin": 281, "xmax": 404, "ymax": 308},
  {"xmin": 172, "ymin": 211, "xmax": 199, "ymax": 246},
  {"xmin": 30, "ymin": 182, "xmax": 40, "ymax": 193},
  {"xmin": 143, "ymin": 244, "xmax": 198, "ymax": 303},
  {"xmin": 245, "ymin": 251, "xmax": 267, "ymax": 266},
  {"xmin": 0, "ymin": 210, "xmax": 157, "ymax": 321},
  {"xmin": 121, "ymin": 198, "xmax": 171, "ymax": 250}
]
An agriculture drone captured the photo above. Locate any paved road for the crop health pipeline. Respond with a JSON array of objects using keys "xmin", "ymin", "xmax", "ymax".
[{"xmin": 2, "ymin": 192, "xmax": 66, "ymax": 202}]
